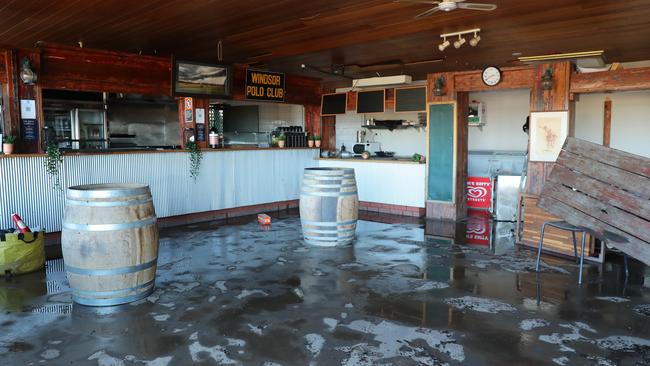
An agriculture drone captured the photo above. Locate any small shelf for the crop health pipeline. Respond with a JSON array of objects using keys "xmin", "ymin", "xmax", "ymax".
[{"xmin": 362, "ymin": 124, "xmax": 425, "ymax": 131}]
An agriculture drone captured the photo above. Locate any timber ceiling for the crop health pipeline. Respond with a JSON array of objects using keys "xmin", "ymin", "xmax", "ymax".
[{"xmin": 1, "ymin": 0, "xmax": 650, "ymax": 82}]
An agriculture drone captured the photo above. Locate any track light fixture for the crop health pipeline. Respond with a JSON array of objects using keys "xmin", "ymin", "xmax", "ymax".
[
  {"xmin": 438, "ymin": 37, "xmax": 450, "ymax": 51},
  {"xmin": 469, "ymin": 32, "xmax": 481, "ymax": 47},
  {"xmin": 438, "ymin": 28, "xmax": 481, "ymax": 52},
  {"xmin": 453, "ymin": 35, "xmax": 466, "ymax": 49}
]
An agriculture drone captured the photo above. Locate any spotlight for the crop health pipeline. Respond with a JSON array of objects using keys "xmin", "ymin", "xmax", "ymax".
[
  {"xmin": 438, "ymin": 38, "xmax": 450, "ymax": 51},
  {"xmin": 469, "ymin": 33, "xmax": 481, "ymax": 47},
  {"xmin": 454, "ymin": 36, "xmax": 466, "ymax": 49}
]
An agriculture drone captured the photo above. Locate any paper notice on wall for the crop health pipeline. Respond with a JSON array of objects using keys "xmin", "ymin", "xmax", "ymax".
[
  {"xmin": 20, "ymin": 99, "xmax": 36, "ymax": 119},
  {"xmin": 196, "ymin": 108, "xmax": 205, "ymax": 124}
]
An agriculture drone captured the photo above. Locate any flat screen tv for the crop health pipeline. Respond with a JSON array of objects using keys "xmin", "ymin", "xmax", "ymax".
[{"xmin": 173, "ymin": 60, "xmax": 231, "ymax": 97}]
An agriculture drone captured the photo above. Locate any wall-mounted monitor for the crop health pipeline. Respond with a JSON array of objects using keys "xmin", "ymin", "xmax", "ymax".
[
  {"xmin": 321, "ymin": 93, "xmax": 347, "ymax": 116},
  {"xmin": 356, "ymin": 90, "xmax": 385, "ymax": 114},
  {"xmin": 173, "ymin": 59, "xmax": 231, "ymax": 97},
  {"xmin": 395, "ymin": 86, "xmax": 426, "ymax": 112}
]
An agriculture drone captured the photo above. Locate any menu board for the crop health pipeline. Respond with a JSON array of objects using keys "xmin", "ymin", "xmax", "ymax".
[
  {"xmin": 395, "ymin": 87, "xmax": 426, "ymax": 112},
  {"xmin": 21, "ymin": 119, "xmax": 38, "ymax": 142},
  {"xmin": 356, "ymin": 90, "xmax": 385, "ymax": 113},
  {"xmin": 321, "ymin": 93, "xmax": 347, "ymax": 116}
]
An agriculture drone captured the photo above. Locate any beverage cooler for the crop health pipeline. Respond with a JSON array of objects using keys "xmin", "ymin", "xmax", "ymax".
[{"xmin": 42, "ymin": 90, "xmax": 107, "ymax": 150}]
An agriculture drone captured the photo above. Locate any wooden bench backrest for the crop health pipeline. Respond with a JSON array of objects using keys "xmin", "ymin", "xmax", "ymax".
[{"xmin": 538, "ymin": 137, "xmax": 650, "ymax": 265}]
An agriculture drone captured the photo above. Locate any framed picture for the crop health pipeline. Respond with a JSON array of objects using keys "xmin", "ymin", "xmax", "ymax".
[
  {"xmin": 529, "ymin": 111, "xmax": 569, "ymax": 162},
  {"xmin": 173, "ymin": 59, "xmax": 231, "ymax": 97}
]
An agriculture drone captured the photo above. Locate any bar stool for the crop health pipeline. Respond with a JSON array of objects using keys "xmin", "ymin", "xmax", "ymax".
[{"xmin": 535, "ymin": 220, "xmax": 588, "ymax": 285}]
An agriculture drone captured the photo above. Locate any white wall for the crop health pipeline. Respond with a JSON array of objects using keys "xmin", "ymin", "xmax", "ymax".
[
  {"xmin": 467, "ymin": 89, "xmax": 530, "ymax": 152},
  {"xmin": 575, "ymin": 91, "xmax": 650, "ymax": 158},
  {"xmin": 335, "ymin": 111, "xmax": 426, "ymax": 156}
]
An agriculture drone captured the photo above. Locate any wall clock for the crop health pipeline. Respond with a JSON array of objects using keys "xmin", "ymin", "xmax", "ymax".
[{"xmin": 482, "ymin": 66, "xmax": 502, "ymax": 86}]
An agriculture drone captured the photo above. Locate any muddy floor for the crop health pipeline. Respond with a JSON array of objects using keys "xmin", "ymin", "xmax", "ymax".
[{"xmin": 1, "ymin": 212, "xmax": 649, "ymax": 365}]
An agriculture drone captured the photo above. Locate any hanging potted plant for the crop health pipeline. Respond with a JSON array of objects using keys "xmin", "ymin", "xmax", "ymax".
[
  {"xmin": 2, "ymin": 135, "xmax": 16, "ymax": 155},
  {"xmin": 314, "ymin": 134, "xmax": 321, "ymax": 148},
  {"xmin": 277, "ymin": 134, "xmax": 286, "ymax": 148},
  {"xmin": 44, "ymin": 141, "xmax": 64, "ymax": 191},
  {"xmin": 186, "ymin": 140, "xmax": 203, "ymax": 181},
  {"xmin": 308, "ymin": 134, "xmax": 315, "ymax": 148}
]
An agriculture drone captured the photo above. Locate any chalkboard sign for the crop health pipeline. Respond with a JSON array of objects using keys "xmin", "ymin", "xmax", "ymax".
[
  {"xmin": 356, "ymin": 90, "xmax": 385, "ymax": 114},
  {"xmin": 21, "ymin": 119, "xmax": 38, "ymax": 142},
  {"xmin": 427, "ymin": 103, "xmax": 456, "ymax": 202},
  {"xmin": 321, "ymin": 93, "xmax": 347, "ymax": 116},
  {"xmin": 196, "ymin": 124, "xmax": 206, "ymax": 142},
  {"xmin": 395, "ymin": 87, "xmax": 426, "ymax": 112}
]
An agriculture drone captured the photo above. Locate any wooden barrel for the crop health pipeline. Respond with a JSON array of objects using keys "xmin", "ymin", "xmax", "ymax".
[
  {"xmin": 61, "ymin": 184, "xmax": 159, "ymax": 306},
  {"xmin": 300, "ymin": 168, "xmax": 358, "ymax": 247}
]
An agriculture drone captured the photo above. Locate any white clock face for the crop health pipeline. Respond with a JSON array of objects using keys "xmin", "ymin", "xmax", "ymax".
[{"xmin": 482, "ymin": 67, "xmax": 501, "ymax": 86}]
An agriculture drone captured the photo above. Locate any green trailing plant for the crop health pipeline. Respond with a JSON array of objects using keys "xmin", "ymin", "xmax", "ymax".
[
  {"xmin": 186, "ymin": 141, "xmax": 203, "ymax": 181},
  {"xmin": 44, "ymin": 141, "xmax": 64, "ymax": 191},
  {"xmin": 3, "ymin": 135, "xmax": 16, "ymax": 144},
  {"xmin": 277, "ymin": 134, "xmax": 286, "ymax": 141},
  {"xmin": 309, "ymin": 134, "xmax": 316, "ymax": 141},
  {"xmin": 313, "ymin": 134, "xmax": 321, "ymax": 141}
]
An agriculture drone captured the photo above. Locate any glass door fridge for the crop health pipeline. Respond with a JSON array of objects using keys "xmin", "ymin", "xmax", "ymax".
[
  {"xmin": 73, "ymin": 109, "xmax": 107, "ymax": 149},
  {"xmin": 43, "ymin": 108, "xmax": 74, "ymax": 149}
]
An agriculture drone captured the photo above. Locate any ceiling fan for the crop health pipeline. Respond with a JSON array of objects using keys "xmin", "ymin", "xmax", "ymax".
[{"xmin": 396, "ymin": 0, "xmax": 497, "ymax": 19}]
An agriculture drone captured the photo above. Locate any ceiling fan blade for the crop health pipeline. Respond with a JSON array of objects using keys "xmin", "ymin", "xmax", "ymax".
[
  {"xmin": 393, "ymin": 0, "xmax": 439, "ymax": 4},
  {"xmin": 403, "ymin": 58, "xmax": 445, "ymax": 66},
  {"xmin": 414, "ymin": 7, "xmax": 441, "ymax": 19},
  {"xmin": 457, "ymin": 2, "xmax": 497, "ymax": 11}
]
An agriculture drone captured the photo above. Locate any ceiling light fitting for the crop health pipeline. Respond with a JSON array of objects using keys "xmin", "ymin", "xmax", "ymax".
[{"xmin": 439, "ymin": 28, "xmax": 480, "ymax": 51}]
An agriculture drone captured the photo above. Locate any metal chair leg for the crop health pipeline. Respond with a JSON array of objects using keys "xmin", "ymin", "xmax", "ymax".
[
  {"xmin": 536, "ymin": 223, "xmax": 547, "ymax": 272},
  {"xmin": 571, "ymin": 231, "xmax": 578, "ymax": 263},
  {"xmin": 578, "ymin": 231, "xmax": 586, "ymax": 285},
  {"xmin": 623, "ymin": 254, "xmax": 629, "ymax": 279}
]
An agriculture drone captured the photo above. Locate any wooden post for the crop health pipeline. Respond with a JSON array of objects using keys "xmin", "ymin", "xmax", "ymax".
[{"xmin": 603, "ymin": 98, "xmax": 612, "ymax": 147}]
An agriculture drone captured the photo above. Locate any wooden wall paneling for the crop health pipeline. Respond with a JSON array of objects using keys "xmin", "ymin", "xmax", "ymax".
[
  {"xmin": 570, "ymin": 67, "xmax": 650, "ymax": 94},
  {"xmin": 455, "ymin": 92, "xmax": 469, "ymax": 220},
  {"xmin": 321, "ymin": 116, "xmax": 336, "ymax": 151},
  {"xmin": 526, "ymin": 61, "xmax": 571, "ymax": 196},
  {"xmin": 16, "ymin": 48, "xmax": 41, "ymax": 153},
  {"xmin": 346, "ymin": 91, "xmax": 357, "ymax": 112},
  {"xmin": 384, "ymin": 88, "xmax": 395, "ymax": 110},
  {"xmin": 454, "ymin": 66, "xmax": 535, "ymax": 92},
  {"xmin": 178, "ymin": 97, "xmax": 195, "ymax": 149},
  {"xmin": 603, "ymin": 99, "xmax": 612, "ymax": 147},
  {"xmin": 304, "ymin": 104, "xmax": 321, "ymax": 136},
  {"xmin": 427, "ymin": 72, "xmax": 455, "ymax": 103},
  {"xmin": 193, "ymin": 98, "xmax": 209, "ymax": 148},
  {"xmin": 0, "ymin": 49, "xmax": 7, "ymax": 84},
  {"xmin": 38, "ymin": 43, "xmax": 172, "ymax": 96}
]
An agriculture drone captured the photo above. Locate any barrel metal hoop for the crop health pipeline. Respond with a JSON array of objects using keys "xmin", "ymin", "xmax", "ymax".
[
  {"xmin": 66, "ymin": 258, "xmax": 158, "ymax": 276},
  {"xmin": 301, "ymin": 220, "xmax": 357, "ymax": 226},
  {"xmin": 302, "ymin": 184, "xmax": 357, "ymax": 189},
  {"xmin": 72, "ymin": 287, "xmax": 154, "ymax": 307},
  {"xmin": 72, "ymin": 279, "xmax": 155, "ymax": 297},
  {"xmin": 303, "ymin": 228, "xmax": 356, "ymax": 235},
  {"xmin": 67, "ymin": 186, "xmax": 151, "ymax": 199},
  {"xmin": 65, "ymin": 198, "xmax": 154, "ymax": 207},
  {"xmin": 303, "ymin": 175, "xmax": 356, "ymax": 180},
  {"xmin": 63, "ymin": 217, "xmax": 156, "ymax": 232},
  {"xmin": 299, "ymin": 191, "xmax": 357, "ymax": 197}
]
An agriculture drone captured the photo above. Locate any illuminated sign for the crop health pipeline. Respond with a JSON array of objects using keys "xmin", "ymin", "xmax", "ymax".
[{"xmin": 245, "ymin": 69, "xmax": 285, "ymax": 102}]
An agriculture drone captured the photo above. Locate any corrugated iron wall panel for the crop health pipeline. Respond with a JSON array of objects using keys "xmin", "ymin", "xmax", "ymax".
[{"xmin": 1, "ymin": 149, "xmax": 319, "ymax": 232}]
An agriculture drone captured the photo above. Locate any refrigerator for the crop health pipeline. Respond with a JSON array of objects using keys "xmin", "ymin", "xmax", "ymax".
[{"xmin": 44, "ymin": 107, "xmax": 106, "ymax": 150}]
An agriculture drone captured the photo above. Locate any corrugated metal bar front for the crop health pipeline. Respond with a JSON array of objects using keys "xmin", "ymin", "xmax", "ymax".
[{"xmin": 0, "ymin": 149, "xmax": 319, "ymax": 232}]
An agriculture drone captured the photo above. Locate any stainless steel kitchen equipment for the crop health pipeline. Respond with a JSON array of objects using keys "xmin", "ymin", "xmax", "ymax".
[
  {"xmin": 493, "ymin": 175, "xmax": 521, "ymax": 222},
  {"xmin": 352, "ymin": 142, "xmax": 381, "ymax": 155}
]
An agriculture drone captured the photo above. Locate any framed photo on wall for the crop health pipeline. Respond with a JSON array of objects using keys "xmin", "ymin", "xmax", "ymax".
[{"xmin": 529, "ymin": 111, "xmax": 569, "ymax": 162}]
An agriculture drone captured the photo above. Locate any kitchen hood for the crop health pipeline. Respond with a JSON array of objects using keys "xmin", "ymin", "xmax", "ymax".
[{"xmin": 352, "ymin": 75, "xmax": 412, "ymax": 88}]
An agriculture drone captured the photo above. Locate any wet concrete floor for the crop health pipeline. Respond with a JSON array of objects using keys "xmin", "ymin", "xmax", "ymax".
[{"xmin": 1, "ymin": 211, "xmax": 649, "ymax": 365}]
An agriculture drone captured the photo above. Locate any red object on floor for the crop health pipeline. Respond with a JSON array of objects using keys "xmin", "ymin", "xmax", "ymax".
[
  {"xmin": 11, "ymin": 213, "xmax": 31, "ymax": 233},
  {"xmin": 467, "ymin": 176, "xmax": 492, "ymax": 210},
  {"xmin": 257, "ymin": 214, "xmax": 271, "ymax": 225},
  {"xmin": 466, "ymin": 209, "xmax": 491, "ymax": 246}
]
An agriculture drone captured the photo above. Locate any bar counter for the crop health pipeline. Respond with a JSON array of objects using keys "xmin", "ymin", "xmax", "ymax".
[{"xmin": 0, "ymin": 148, "xmax": 320, "ymax": 232}]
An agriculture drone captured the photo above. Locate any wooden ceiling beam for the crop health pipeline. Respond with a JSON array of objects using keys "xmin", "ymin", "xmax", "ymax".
[{"xmin": 570, "ymin": 67, "xmax": 650, "ymax": 94}]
